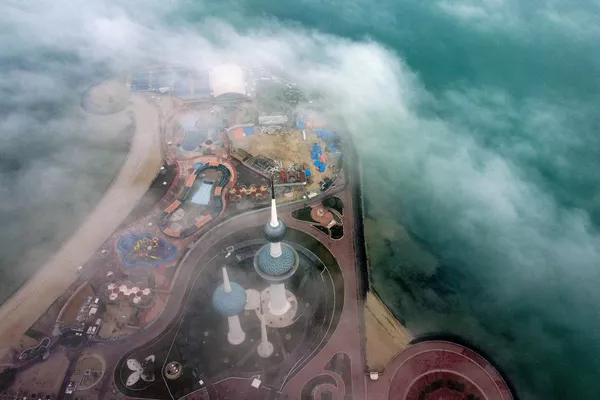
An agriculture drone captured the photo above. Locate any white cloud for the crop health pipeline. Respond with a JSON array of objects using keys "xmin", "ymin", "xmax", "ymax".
[
  {"xmin": 435, "ymin": 0, "xmax": 600, "ymax": 39},
  {"xmin": 4, "ymin": 1, "xmax": 600, "ymax": 397},
  {"xmin": 2, "ymin": 0, "xmax": 599, "ymax": 321},
  {"xmin": 436, "ymin": 0, "xmax": 521, "ymax": 30}
]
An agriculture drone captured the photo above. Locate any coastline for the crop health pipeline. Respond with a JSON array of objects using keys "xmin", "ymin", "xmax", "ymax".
[
  {"xmin": 0, "ymin": 94, "xmax": 165, "ymax": 351},
  {"xmin": 345, "ymin": 129, "xmax": 415, "ymax": 372},
  {"xmin": 0, "ymin": 117, "xmax": 133, "ymax": 305}
]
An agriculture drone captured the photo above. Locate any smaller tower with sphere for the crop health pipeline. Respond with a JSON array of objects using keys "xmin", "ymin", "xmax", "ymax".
[
  {"xmin": 212, "ymin": 267, "xmax": 247, "ymax": 345},
  {"xmin": 257, "ymin": 307, "xmax": 274, "ymax": 358}
]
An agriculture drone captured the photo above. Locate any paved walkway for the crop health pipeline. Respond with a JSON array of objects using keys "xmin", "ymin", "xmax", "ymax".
[
  {"xmin": 0, "ymin": 94, "xmax": 165, "ymax": 350},
  {"xmin": 279, "ymin": 188, "xmax": 367, "ymax": 399}
]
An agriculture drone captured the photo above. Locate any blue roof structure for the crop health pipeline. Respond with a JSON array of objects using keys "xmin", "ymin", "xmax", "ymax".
[
  {"xmin": 256, "ymin": 245, "xmax": 296, "ymax": 277},
  {"xmin": 212, "ymin": 282, "xmax": 247, "ymax": 316},
  {"xmin": 264, "ymin": 219, "xmax": 287, "ymax": 243}
]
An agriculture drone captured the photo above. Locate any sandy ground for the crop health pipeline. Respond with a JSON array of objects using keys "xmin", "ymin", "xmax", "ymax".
[
  {"xmin": 97, "ymin": 303, "xmax": 135, "ymax": 339},
  {"xmin": 61, "ymin": 284, "xmax": 94, "ymax": 327},
  {"xmin": 72, "ymin": 353, "xmax": 104, "ymax": 390},
  {"xmin": 9, "ymin": 350, "xmax": 70, "ymax": 395},
  {"xmin": 363, "ymin": 291, "xmax": 413, "ymax": 372},
  {"xmin": 229, "ymin": 129, "xmax": 340, "ymax": 193},
  {"xmin": 17, "ymin": 336, "xmax": 41, "ymax": 353},
  {"xmin": 0, "ymin": 93, "xmax": 164, "ymax": 352}
]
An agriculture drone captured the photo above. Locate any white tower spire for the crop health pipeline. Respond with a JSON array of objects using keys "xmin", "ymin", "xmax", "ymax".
[
  {"xmin": 257, "ymin": 312, "xmax": 274, "ymax": 358},
  {"xmin": 227, "ymin": 315, "xmax": 245, "ymax": 345},
  {"xmin": 269, "ymin": 181, "xmax": 282, "ymax": 257},
  {"xmin": 270, "ymin": 181, "xmax": 278, "ymax": 227},
  {"xmin": 222, "ymin": 267, "xmax": 232, "ymax": 293}
]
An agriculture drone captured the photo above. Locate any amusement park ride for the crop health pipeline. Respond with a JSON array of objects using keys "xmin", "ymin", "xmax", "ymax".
[{"xmin": 228, "ymin": 185, "xmax": 269, "ymax": 202}]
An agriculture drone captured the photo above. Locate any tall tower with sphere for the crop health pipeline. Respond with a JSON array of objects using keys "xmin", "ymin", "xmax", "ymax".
[{"xmin": 253, "ymin": 182, "xmax": 299, "ymax": 316}]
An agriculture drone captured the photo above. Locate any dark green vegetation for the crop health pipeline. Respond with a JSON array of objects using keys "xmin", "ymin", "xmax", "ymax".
[
  {"xmin": 0, "ymin": 368, "xmax": 16, "ymax": 391},
  {"xmin": 323, "ymin": 196, "xmax": 343, "ymax": 216},
  {"xmin": 291, "ymin": 206, "xmax": 318, "ymax": 223},
  {"xmin": 330, "ymin": 225, "xmax": 343, "ymax": 240}
]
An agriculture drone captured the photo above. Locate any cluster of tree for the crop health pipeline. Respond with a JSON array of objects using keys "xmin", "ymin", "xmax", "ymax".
[
  {"xmin": 283, "ymin": 86, "xmax": 306, "ymax": 106},
  {"xmin": 0, "ymin": 368, "xmax": 16, "ymax": 391},
  {"xmin": 323, "ymin": 196, "xmax": 344, "ymax": 215}
]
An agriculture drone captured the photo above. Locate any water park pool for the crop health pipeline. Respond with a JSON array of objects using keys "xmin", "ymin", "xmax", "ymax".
[
  {"xmin": 181, "ymin": 130, "xmax": 208, "ymax": 152},
  {"xmin": 190, "ymin": 180, "xmax": 214, "ymax": 205},
  {"xmin": 179, "ymin": 115, "xmax": 207, "ymax": 152}
]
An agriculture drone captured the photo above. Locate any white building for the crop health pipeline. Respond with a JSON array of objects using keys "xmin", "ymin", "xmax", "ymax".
[{"xmin": 209, "ymin": 64, "xmax": 247, "ymax": 99}]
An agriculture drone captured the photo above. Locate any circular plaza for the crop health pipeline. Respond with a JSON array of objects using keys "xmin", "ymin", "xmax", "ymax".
[{"xmin": 385, "ymin": 341, "xmax": 514, "ymax": 400}]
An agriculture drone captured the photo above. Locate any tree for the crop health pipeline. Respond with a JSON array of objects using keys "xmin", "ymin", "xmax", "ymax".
[{"xmin": 0, "ymin": 368, "xmax": 16, "ymax": 391}]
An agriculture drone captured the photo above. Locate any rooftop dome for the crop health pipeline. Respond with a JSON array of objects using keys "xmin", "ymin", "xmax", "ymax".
[
  {"xmin": 255, "ymin": 243, "xmax": 298, "ymax": 278},
  {"xmin": 264, "ymin": 219, "xmax": 286, "ymax": 243},
  {"xmin": 164, "ymin": 361, "xmax": 182, "ymax": 380},
  {"xmin": 212, "ymin": 282, "xmax": 247, "ymax": 316},
  {"xmin": 209, "ymin": 64, "xmax": 246, "ymax": 98}
]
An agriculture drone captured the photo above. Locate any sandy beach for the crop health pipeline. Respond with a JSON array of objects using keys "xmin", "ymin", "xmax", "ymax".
[
  {"xmin": 0, "ymin": 94, "xmax": 164, "ymax": 350},
  {"xmin": 364, "ymin": 291, "xmax": 414, "ymax": 371}
]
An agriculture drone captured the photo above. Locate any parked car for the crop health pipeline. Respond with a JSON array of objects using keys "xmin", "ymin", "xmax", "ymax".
[{"xmin": 65, "ymin": 381, "xmax": 76, "ymax": 394}]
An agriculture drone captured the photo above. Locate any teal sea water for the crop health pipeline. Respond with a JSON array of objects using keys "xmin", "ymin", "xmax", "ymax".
[{"xmin": 2, "ymin": 1, "xmax": 600, "ymax": 398}]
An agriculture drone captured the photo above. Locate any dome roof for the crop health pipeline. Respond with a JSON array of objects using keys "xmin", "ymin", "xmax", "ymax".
[
  {"xmin": 256, "ymin": 244, "xmax": 298, "ymax": 278},
  {"xmin": 264, "ymin": 219, "xmax": 286, "ymax": 243},
  {"xmin": 212, "ymin": 282, "xmax": 247, "ymax": 316},
  {"xmin": 209, "ymin": 64, "xmax": 246, "ymax": 98}
]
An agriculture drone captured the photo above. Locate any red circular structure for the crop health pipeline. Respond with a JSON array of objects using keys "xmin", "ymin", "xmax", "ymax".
[
  {"xmin": 387, "ymin": 341, "xmax": 513, "ymax": 400},
  {"xmin": 310, "ymin": 206, "xmax": 334, "ymax": 226}
]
